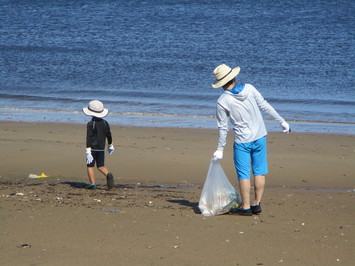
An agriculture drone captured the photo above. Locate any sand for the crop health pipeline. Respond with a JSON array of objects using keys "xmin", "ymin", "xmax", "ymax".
[{"xmin": 0, "ymin": 121, "xmax": 354, "ymax": 266}]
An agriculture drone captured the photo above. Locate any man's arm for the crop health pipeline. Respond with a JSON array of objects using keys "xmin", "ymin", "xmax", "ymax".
[
  {"xmin": 252, "ymin": 86, "xmax": 285, "ymax": 123},
  {"xmin": 252, "ymin": 86, "xmax": 290, "ymax": 132},
  {"xmin": 217, "ymin": 102, "xmax": 229, "ymax": 149}
]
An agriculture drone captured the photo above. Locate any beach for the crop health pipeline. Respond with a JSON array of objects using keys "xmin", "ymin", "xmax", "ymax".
[
  {"xmin": 2, "ymin": 1, "xmax": 354, "ymax": 264},
  {"xmin": 0, "ymin": 121, "xmax": 354, "ymax": 265}
]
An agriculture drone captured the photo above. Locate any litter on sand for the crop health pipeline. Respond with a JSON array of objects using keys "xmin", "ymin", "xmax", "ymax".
[
  {"xmin": 17, "ymin": 244, "xmax": 31, "ymax": 248},
  {"xmin": 99, "ymin": 208, "xmax": 122, "ymax": 214},
  {"xmin": 28, "ymin": 173, "xmax": 48, "ymax": 179}
]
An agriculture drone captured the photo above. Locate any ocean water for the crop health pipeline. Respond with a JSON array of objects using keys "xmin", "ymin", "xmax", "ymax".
[{"xmin": 1, "ymin": 0, "xmax": 354, "ymax": 134}]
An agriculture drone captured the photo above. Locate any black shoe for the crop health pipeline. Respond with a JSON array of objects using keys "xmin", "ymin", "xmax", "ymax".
[
  {"xmin": 251, "ymin": 203, "xmax": 262, "ymax": 214},
  {"xmin": 106, "ymin": 172, "xmax": 114, "ymax": 190},
  {"xmin": 230, "ymin": 208, "xmax": 252, "ymax": 216}
]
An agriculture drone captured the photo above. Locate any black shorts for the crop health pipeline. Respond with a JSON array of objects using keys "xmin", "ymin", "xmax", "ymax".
[{"xmin": 87, "ymin": 150, "xmax": 105, "ymax": 167}]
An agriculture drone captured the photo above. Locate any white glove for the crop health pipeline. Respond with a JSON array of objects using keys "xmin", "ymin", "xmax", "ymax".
[
  {"xmin": 86, "ymin": 148, "xmax": 93, "ymax": 164},
  {"xmin": 213, "ymin": 149, "xmax": 223, "ymax": 160},
  {"xmin": 108, "ymin": 144, "xmax": 114, "ymax": 155},
  {"xmin": 281, "ymin": 121, "xmax": 291, "ymax": 133}
]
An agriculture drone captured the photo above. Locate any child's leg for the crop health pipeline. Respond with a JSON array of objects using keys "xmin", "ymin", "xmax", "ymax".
[
  {"xmin": 96, "ymin": 151, "xmax": 108, "ymax": 177},
  {"xmin": 98, "ymin": 166, "xmax": 114, "ymax": 190},
  {"xmin": 96, "ymin": 151, "xmax": 114, "ymax": 190},
  {"xmin": 98, "ymin": 166, "xmax": 109, "ymax": 176},
  {"xmin": 87, "ymin": 167, "xmax": 96, "ymax": 184}
]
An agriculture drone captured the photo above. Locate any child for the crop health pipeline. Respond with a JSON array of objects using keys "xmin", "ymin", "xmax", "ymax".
[{"xmin": 83, "ymin": 100, "xmax": 115, "ymax": 190}]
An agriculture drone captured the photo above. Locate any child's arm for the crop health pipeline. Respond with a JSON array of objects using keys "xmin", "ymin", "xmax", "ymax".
[
  {"xmin": 106, "ymin": 121, "xmax": 114, "ymax": 154},
  {"xmin": 105, "ymin": 122, "xmax": 113, "ymax": 145},
  {"xmin": 86, "ymin": 121, "xmax": 95, "ymax": 148},
  {"xmin": 86, "ymin": 121, "xmax": 94, "ymax": 163}
]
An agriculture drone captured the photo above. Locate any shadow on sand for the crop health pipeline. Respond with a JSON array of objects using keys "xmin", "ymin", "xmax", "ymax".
[
  {"xmin": 167, "ymin": 199, "xmax": 200, "ymax": 214},
  {"xmin": 60, "ymin": 182, "xmax": 136, "ymax": 191},
  {"xmin": 61, "ymin": 181, "xmax": 88, "ymax": 189}
]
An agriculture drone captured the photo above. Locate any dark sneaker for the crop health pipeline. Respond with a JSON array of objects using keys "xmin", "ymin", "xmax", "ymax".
[
  {"xmin": 251, "ymin": 204, "xmax": 262, "ymax": 214},
  {"xmin": 106, "ymin": 172, "xmax": 114, "ymax": 190},
  {"xmin": 230, "ymin": 208, "xmax": 252, "ymax": 216},
  {"xmin": 86, "ymin": 184, "xmax": 97, "ymax": 189}
]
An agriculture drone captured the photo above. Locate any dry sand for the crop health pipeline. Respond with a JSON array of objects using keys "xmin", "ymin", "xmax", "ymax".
[{"xmin": 0, "ymin": 121, "xmax": 354, "ymax": 266}]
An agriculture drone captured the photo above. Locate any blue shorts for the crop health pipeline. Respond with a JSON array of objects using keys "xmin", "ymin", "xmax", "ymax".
[
  {"xmin": 233, "ymin": 136, "xmax": 268, "ymax": 180},
  {"xmin": 87, "ymin": 150, "xmax": 105, "ymax": 168}
]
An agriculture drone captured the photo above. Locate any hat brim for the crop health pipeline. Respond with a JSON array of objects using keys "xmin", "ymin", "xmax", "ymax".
[
  {"xmin": 82, "ymin": 107, "xmax": 108, "ymax": 118},
  {"xmin": 212, "ymin": 67, "xmax": 241, "ymax": 88}
]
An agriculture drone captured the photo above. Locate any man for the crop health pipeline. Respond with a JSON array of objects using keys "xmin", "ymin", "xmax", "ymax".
[{"xmin": 212, "ymin": 64, "xmax": 290, "ymax": 216}]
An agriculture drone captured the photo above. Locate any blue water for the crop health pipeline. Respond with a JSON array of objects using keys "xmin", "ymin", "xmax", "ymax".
[{"xmin": 1, "ymin": 0, "xmax": 354, "ymax": 134}]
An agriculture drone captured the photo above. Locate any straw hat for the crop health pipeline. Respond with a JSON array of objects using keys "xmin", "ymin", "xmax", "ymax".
[
  {"xmin": 212, "ymin": 64, "xmax": 241, "ymax": 88},
  {"xmin": 83, "ymin": 100, "xmax": 108, "ymax": 118}
]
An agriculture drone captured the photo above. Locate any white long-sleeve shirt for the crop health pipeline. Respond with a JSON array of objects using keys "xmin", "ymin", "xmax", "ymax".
[{"xmin": 216, "ymin": 83, "xmax": 285, "ymax": 148}]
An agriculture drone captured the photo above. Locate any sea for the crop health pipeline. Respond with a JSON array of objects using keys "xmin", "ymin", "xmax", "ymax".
[{"xmin": 1, "ymin": 0, "xmax": 354, "ymax": 135}]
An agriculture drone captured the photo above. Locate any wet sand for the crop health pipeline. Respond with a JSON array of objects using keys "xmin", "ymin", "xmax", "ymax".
[{"xmin": 0, "ymin": 121, "xmax": 354, "ymax": 265}]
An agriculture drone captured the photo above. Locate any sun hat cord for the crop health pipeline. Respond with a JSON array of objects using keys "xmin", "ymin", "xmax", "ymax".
[
  {"xmin": 217, "ymin": 69, "xmax": 232, "ymax": 81},
  {"xmin": 88, "ymin": 106, "xmax": 103, "ymax": 113}
]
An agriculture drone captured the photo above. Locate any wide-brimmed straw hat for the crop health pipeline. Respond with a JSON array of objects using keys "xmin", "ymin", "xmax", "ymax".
[
  {"xmin": 83, "ymin": 100, "xmax": 108, "ymax": 118},
  {"xmin": 212, "ymin": 64, "xmax": 241, "ymax": 88}
]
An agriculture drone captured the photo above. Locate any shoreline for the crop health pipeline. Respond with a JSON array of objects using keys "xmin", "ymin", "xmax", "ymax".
[
  {"xmin": 2, "ymin": 108, "xmax": 355, "ymax": 124},
  {"xmin": 1, "ymin": 108, "xmax": 354, "ymax": 135}
]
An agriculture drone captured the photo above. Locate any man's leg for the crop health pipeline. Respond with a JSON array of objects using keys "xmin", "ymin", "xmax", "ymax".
[
  {"xmin": 239, "ymin": 179, "xmax": 251, "ymax": 209},
  {"xmin": 251, "ymin": 136, "xmax": 267, "ymax": 206},
  {"xmin": 234, "ymin": 142, "xmax": 252, "ymax": 210},
  {"xmin": 253, "ymin": 175, "xmax": 265, "ymax": 205}
]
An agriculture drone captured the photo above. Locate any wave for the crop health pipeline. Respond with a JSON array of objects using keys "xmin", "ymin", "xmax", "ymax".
[
  {"xmin": 0, "ymin": 92, "xmax": 215, "ymax": 112},
  {"xmin": 1, "ymin": 91, "xmax": 354, "ymax": 107},
  {"xmin": 0, "ymin": 107, "xmax": 213, "ymax": 119},
  {"xmin": 1, "ymin": 107, "xmax": 354, "ymax": 125},
  {"xmin": 266, "ymin": 97, "xmax": 355, "ymax": 106},
  {"xmin": 0, "ymin": 44, "xmax": 89, "ymax": 54},
  {"xmin": 0, "ymin": 92, "xmax": 84, "ymax": 103},
  {"xmin": 0, "ymin": 89, "xmax": 216, "ymax": 102}
]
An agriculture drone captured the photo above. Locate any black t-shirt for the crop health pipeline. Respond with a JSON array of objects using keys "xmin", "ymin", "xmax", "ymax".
[{"xmin": 86, "ymin": 117, "xmax": 112, "ymax": 150}]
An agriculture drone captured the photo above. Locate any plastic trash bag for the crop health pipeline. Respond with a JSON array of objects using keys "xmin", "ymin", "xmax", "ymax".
[{"xmin": 198, "ymin": 159, "xmax": 241, "ymax": 216}]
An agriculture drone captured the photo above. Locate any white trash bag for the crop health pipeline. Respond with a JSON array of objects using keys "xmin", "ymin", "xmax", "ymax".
[{"xmin": 198, "ymin": 159, "xmax": 241, "ymax": 216}]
